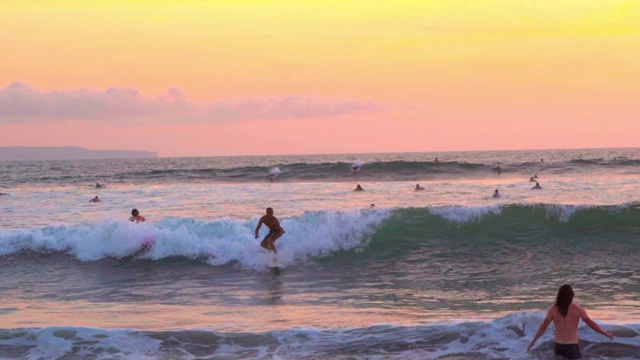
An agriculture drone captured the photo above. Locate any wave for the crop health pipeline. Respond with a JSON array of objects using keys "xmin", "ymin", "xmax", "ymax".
[
  {"xmin": 3, "ymin": 156, "xmax": 640, "ymax": 185},
  {"xmin": 1, "ymin": 313, "xmax": 638, "ymax": 359},
  {"xmin": 1, "ymin": 204, "xmax": 639, "ymax": 270},
  {"xmin": 0, "ymin": 209, "xmax": 390, "ymax": 270}
]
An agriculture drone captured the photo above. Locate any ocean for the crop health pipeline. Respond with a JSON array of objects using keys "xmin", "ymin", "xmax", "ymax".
[{"xmin": 1, "ymin": 148, "xmax": 639, "ymax": 359}]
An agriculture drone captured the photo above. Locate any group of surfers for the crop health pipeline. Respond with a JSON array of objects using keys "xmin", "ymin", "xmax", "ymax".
[
  {"xmin": 492, "ymin": 174, "xmax": 543, "ymax": 199},
  {"xmin": 91, "ymin": 181, "xmax": 608, "ymax": 359}
]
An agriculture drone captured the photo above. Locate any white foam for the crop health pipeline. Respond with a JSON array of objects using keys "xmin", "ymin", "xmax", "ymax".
[
  {"xmin": 543, "ymin": 203, "xmax": 594, "ymax": 222},
  {"xmin": 2, "ymin": 314, "xmax": 638, "ymax": 359},
  {"xmin": 8, "ymin": 327, "xmax": 161, "ymax": 360},
  {"xmin": 0, "ymin": 209, "xmax": 391, "ymax": 271},
  {"xmin": 428, "ymin": 204, "xmax": 502, "ymax": 224}
]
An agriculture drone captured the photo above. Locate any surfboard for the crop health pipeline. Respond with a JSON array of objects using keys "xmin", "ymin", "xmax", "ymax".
[{"xmin": 133, "ymin": 237, "xmax": 156, "ymax": 257}]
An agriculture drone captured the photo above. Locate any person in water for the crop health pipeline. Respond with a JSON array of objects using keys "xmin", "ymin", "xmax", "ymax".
[
  {"xmin": 89, "ymin": 196, "xmax": 101, "ymax": 203},
  {"xmin": 415, "ymin": 184, "xmax": 424, "ymax": 191},
  {"xmin": 532, "ymin": 182, "xmax": 543, "ymax": 189},
  {"xmin": 255, "ymin": 207, "xmax": 285, "ymax": 255},
  {"xmin": 354, "ymin": 184, "xmax": 364, "ymax": 191},
  {"xmin": 95, "ymin": 183, "xmax": 104, "ymax": 188},
  {"xmin": 0, "ymin": 192, "xmax": 9, "ymax": 196},
  {"xmin": 129, "ymin": 208, "xmax": 146, "ymax": 223},
  {"xmin": 528, "ymin": 284, "xmax": 613, "ymax": 358},
  {"xmin": 494, "ymin": 165, "xmax": 502, "ymax": 175},
  {"xmin": 492, "ymin": 189, "xmax": 500, "ymax": 198},
  {"xmin": 529, "ymin": 175, "xmax": 539, "ymax": 182}
]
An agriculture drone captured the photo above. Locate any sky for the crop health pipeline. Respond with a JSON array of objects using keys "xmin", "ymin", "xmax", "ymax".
[{"xmin": 0, "ymin": 0, "xmax": 638, "ymax": 157}]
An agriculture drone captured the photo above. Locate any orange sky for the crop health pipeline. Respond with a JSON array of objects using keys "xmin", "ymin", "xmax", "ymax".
[{"xmin": 0, "ymin": 1, "xmax": 638, "ymax": 156}]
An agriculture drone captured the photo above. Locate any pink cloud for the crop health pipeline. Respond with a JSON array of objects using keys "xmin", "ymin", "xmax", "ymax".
[{"xmin": 0, "ymin": 82, "xmax": 383, "ymax": 124}]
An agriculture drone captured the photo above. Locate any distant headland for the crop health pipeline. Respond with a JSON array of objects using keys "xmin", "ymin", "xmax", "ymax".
[{"xmin": 0, "ymin": 146, "xmax": 158, "ymax": 161}]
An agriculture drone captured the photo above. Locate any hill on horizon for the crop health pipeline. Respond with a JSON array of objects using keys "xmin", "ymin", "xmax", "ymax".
[{"xmin": 0, "ymin": 146, "xmax": 158, "ymax": 161}]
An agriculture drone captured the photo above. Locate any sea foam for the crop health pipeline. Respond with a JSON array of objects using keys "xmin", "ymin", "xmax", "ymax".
[{"xmin": 0, "ymin": 209, "xmax": 390, "ymax": 270}]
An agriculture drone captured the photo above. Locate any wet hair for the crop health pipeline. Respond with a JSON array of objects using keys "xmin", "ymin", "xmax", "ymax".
[
  {"xmin": 266, "ymin": 207, "xmax": 273, "ymax": 212},
  {"xmin": 131, "ymin": 208, "xmax": 139, "ymax": 216},
  {"xmin": 555, "ymin": 284, "xmax": 574, "ymax": 317}
]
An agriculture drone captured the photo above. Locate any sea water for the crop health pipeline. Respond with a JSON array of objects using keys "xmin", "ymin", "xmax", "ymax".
[{"xmin": 1, "ymin": 148, "xmax": 640, "ymax": 359}]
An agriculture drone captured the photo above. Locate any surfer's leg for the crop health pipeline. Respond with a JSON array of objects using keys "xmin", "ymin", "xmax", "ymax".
[
  {"xmin": 267, "ymin": 239, "xmax": 278, "ymax": 254},
  {"xmin": 260, "ymin": 239, "xmax": 272, "ymax": 251}
]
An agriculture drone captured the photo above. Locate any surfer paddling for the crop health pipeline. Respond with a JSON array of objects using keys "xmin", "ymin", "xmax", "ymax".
[
  {"xmin": 528, "ymin": 284, "xmax": 613, "ymax": 358},
  {"xmin": 255, "ymin": 207, "xmax": 285, "ymax": 255}
]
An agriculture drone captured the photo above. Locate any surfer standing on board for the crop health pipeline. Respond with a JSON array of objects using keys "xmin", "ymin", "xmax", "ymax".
[
  {"xmin": 255, "ymin": 207, "xmax": 285, "ymax": 255},
  {"xmin": 528, "ymin": 284, "xmax": 613, "ymax": 358}
]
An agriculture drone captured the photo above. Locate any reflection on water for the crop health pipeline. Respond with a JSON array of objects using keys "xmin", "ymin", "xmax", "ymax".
[{"xmin": 2, "ymin": 251, "xmax": 640, "ymax": 331}]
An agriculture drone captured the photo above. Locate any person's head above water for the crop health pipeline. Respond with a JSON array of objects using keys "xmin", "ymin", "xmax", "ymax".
[
  {"xmin": 266, "ymin": 207, "xmax": 274, "ymax": 216},
  {"xmin": 129, "ymin": 208, "xmax": 145, "ymax": 223},
  {"xmin": 555, "ymin": 284, "xmax": 574, "ymax": 317}
]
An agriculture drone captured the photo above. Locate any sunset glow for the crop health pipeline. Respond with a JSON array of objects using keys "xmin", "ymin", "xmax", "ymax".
[{"xmin": 1, "ymin": 0, "xmax": 638, "ymax": 156}]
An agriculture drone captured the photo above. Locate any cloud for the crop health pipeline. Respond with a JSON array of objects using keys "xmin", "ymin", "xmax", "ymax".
[{"xmin": 0, "ymin": 82, "xmax": 383, "ymax": 124}]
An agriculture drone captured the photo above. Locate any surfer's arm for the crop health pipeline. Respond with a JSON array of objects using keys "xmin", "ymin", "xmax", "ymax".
[
  {"xmin": 527, "ymin": 309, "xmax": 552, "ymax": 351},
  {"xmin": 255, "ymin": 217, "xmax": 264, "ymax": 239}
]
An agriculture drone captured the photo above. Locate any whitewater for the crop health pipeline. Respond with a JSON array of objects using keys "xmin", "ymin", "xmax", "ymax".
[{"xmin": 1, "ymin": 148, "xmax": 640, "ymax": 359}]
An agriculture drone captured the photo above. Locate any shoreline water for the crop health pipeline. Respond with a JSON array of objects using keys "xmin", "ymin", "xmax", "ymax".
[{"xmin": 2, "ymin": 148, "xmax": 640, "ymax": 358}]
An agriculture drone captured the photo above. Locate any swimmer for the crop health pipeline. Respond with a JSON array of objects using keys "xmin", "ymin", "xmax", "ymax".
[
  {"xmin": 493, "ymin": 165, "xmax": 502, "ymax": 175},
  {"xmin": 354, "ymin": 184, "xmax": 364, "ymax": 191},
  {"xmin": 129, "ymin": 208, "xmax": 146, "ymax": 223},
  {"xmin": 89, "ymin": 196, "xmax": 101, "ymax": 203},
  {"xmin": 95, "ymin": 183, "xmax": 105, "ymax": 188},
  {"xmin": 370, "ymin": 204, "xmax": 375, "ymax": 208},
  {"xmin": 255, "ymin": 207, "xmax": 285, "ymax": 255},
  {"xmin": 529, "ymin": 175, "xmax": 539, "ymax": 182},
  {"xmin": 434, "ymin": 157, "xmax": 439, "ymax": 163},
  {"xmin": 528, "ymin": 284, "xmax": 613, "ymax": 358},
  {"xmin": 351, "ymin": 164, "xmax": 362, "ymax": 173},
  {"xmin": 415, "ymin": 184, "xmax": 424, "ymax": 191},
  {"xmin": 492, "ymin": 189, "xmax": 501, "ymax": 198},
  {"xmin": 532, "ymin": 182, "xmax": 542, "ymax": 190}
]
